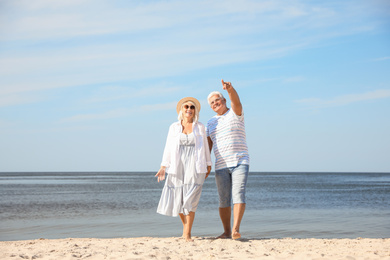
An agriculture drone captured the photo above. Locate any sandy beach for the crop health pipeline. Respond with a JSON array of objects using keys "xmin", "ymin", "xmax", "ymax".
[{"xmin": 1, "ymin": 237, "xmax": 389, "ymax": 260}]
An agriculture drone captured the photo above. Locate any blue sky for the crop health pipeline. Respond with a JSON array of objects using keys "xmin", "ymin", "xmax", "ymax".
[{"xmin": 1, "ymin": 0, "xmax": 389, "ymax": 172}]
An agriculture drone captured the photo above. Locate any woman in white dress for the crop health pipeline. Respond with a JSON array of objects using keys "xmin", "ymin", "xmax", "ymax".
[{"xmin": 155, "ymin": 97, "xmax": 212, "ymax": 241}]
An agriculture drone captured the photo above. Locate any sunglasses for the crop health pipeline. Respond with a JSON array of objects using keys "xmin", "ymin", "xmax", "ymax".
[{"xmin": 183, "ymin": 105, "xmax": 195, "ymax": 110}]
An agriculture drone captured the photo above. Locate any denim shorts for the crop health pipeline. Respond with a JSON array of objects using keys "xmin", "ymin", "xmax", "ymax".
[{"xmin": 215, "ymin": 164, "xmax": 249, "ymax": 208}]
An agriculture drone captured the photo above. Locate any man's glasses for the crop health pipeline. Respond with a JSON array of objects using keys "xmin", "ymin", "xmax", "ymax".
[
  {"xmin": 183, "ymin": 105, "xmax": 195, "ymax": 110},
  {"xmin": 210, "ymin": 98, "xmax": 221, "ymax": 106}
]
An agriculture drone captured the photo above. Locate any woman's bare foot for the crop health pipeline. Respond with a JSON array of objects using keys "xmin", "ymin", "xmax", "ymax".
[
  {"xmin": 182, "ymin": 235, "xmax": 193, "ymax": 242},
  {"xmin": 216, "ymin": 232, "xmax": 232, "ymax": 239},
  {"xmin": 232, "ymin": 231, "xmax": 241, "ymax": 240}
]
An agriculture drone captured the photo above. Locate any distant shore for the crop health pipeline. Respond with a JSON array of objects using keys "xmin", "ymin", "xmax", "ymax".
[{"xmin": 1, "ymin": 237, "xmax": 389, "ymax": 260}]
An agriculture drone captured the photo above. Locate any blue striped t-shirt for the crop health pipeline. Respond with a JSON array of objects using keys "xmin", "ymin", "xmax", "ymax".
[{"xmin": 206, "ymin": 109, "xmax": 249, "ymax": 170}]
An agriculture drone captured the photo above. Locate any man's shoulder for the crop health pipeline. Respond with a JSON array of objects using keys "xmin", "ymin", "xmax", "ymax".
[
  {"xmin": 228, "ymin": 108, "xmax": 244, "ymax": 121},
  {"xmin": 207, "ymin": 115, "xmax": 218, "ymax": 124}
]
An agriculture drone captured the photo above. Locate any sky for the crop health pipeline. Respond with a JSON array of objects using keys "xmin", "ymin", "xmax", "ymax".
[{"xmin": 0, "ymin": 0, "xmax": 389, "ymax": 173}]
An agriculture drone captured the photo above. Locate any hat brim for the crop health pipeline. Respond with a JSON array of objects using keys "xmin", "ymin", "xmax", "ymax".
[{"xmin": 176, "ymin": 97, "xmax": 201, "ymax": 114}]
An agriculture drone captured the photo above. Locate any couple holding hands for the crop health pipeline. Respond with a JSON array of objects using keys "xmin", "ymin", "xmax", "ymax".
[{"xmin": 155, "ymin": 80, "xmax": 250, "ymax": 241}]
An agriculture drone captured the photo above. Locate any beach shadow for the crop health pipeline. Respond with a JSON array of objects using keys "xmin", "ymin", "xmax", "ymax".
[
  {"xmin": 197, "ymin": 237, "xmax": 272, "ymax": 243},
  {"xmin": 236, "ymin": 238, "xmax": 272, "ymax": 242}
]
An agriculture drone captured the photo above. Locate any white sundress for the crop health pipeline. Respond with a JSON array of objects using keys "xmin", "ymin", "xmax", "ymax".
[{"xmin": 157, "ymin": 132, "xmax": 205, "ymax": 216}]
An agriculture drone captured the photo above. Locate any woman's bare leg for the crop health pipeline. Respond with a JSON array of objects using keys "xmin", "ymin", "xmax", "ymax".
[
  {"xmin": 183, "ymin": 212, "xmax": 195, "ymax": 241},
  {"xmin": 179, "ymin": 213, "xmax": 186, "ymax": 238}
]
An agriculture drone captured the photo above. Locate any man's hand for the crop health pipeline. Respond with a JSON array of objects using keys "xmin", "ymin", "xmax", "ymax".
[
  {"xmin": 222, "ymin": 79, "xmax": 233, "ymax": 91},
  {"xmin": 205, "ymin": 166, "xmax": 212, "ymax": 179},
  {"xmin": 221, "ymin": 78, "xmax": 243, "ymax": 116}
]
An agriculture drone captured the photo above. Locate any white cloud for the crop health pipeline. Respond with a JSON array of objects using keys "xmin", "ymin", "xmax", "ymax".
[
  {"xmin": 0, "ymin": 1, "xmax": 375, "ymax": 44},
  {"xmin": 140, "ymin": 102, "xmax": 177, "ymax": 112},
  {"xmin": 10, "ymin": 0, "xmax": 90, "ymax": 10},
  {"xmin": 59, "ymin": 101, "xmax": 176, "ymax": 123},
  {"xmin": 295, "ymin": 89, "xmax": 390, "ymax": 108},
  {"xmin": 0, "ymin": 0, "xmax": 385, "ymax": 102},
  {"xmin": 0, "ymin": 93, "xmax": 46, "ymax": 107},
  {"xmin": 59, "ymin": 108, "xmax": 130, "ymax": 123},
  {"xmin": 373, "ymin": 57, "xmax": 390, "ymax": 62},
  {"xmin": 85, "ymin": 85, "xmax": 181, "ymax": 103},
  {"xmin": 0, "ymin": 39, "xmax": 298, "ymax": 97}
]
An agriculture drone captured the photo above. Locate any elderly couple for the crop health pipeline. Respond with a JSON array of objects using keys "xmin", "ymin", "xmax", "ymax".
[{"xmin": 155, "ymin": 80, "xmax": 250, "ymax": 242}]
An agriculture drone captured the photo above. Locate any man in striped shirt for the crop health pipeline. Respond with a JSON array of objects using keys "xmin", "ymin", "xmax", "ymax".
[{"xmin": 207, "ymin": 79, "xmax": 250, "ymax": 240}]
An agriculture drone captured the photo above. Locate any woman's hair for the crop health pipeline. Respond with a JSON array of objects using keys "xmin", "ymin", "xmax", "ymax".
[
  {"xmin": 177, "ymin": 101, "xmax": 199, "ymax": 123},
  {"xmin": 207, "ymin": 91, "xmax": 225, "ymax": 106}
]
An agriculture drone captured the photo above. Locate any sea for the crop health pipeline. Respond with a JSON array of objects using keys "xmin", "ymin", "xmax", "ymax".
[{"xmin": 1, "ymin": 172, "xmax": 389, "ymax": 241}]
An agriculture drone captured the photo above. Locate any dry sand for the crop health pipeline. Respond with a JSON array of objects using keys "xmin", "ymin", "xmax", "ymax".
[{"xmin": 1, "ymin": 237, "xmax": 389, "ymax": 260}]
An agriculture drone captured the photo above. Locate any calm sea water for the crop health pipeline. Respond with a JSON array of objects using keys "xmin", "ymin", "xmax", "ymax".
[{"xmin": 1, "ymin": 172, "xmax": 389, "ymax": 241}]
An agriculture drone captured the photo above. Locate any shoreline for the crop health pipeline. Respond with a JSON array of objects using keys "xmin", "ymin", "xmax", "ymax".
[{"xmin": 1, "ymin": 237, "xmax": 389, "ymax": 260}]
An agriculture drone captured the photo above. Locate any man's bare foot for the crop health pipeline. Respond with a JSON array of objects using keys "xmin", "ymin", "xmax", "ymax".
[
  {"xmin": 216, "ymin": 232, "xmax": 232, "ymax": 239},
  {"xmin": 232, "ymin": 231, "xmax": 241, "ymax": 240}
]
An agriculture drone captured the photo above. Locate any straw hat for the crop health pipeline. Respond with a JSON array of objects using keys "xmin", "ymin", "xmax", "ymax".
[{"xmin": 176, "ymin": 97, "xmax": 201, "ymax": 114}]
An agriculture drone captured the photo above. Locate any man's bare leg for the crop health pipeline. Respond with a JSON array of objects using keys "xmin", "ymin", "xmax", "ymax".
[
  {"xmin": 217, "ymin": 206, "xmax": 232, "ymax": 238},
  {"xmin": 232, "ymin": 203, "xmax": 245, "ymax": 239}
]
